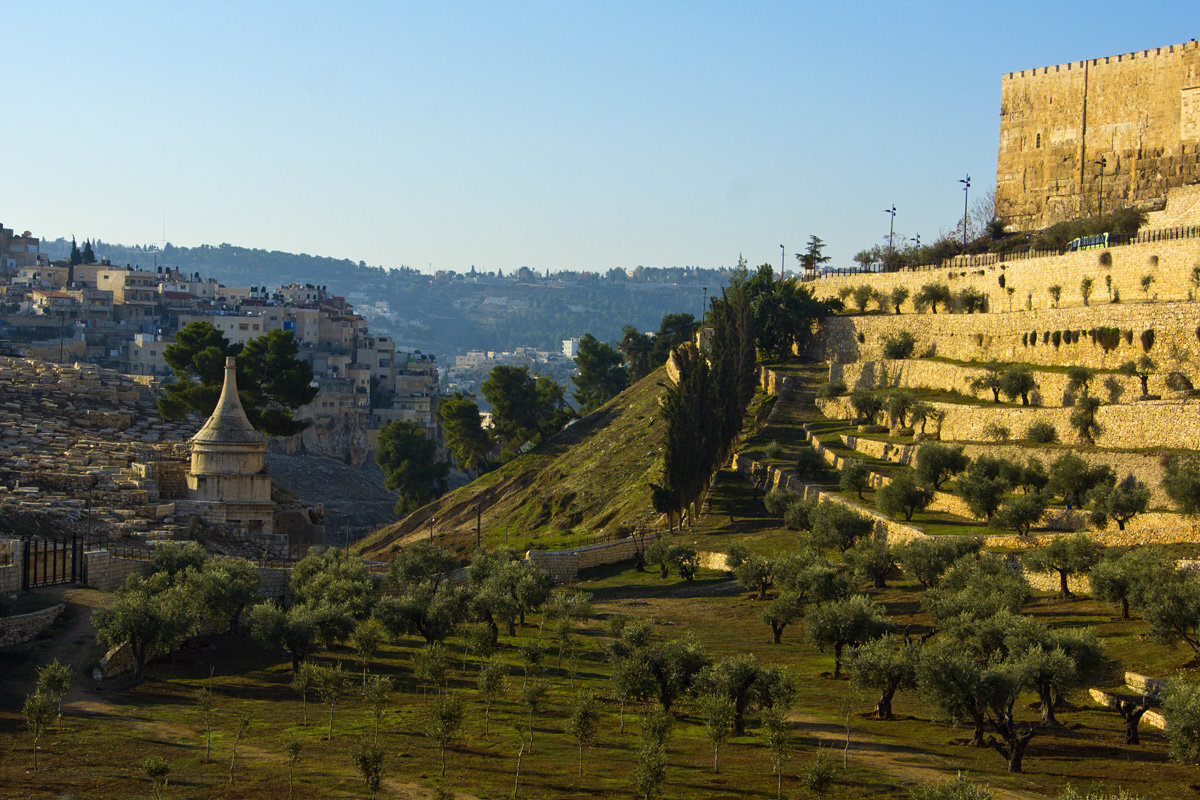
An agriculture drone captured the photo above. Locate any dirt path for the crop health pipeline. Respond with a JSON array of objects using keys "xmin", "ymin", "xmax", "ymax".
[
  {"xmin": 786, "ymin": 710, "xmax": 1040, "ymax": 800},
  {"xmin": 68, "ymin": 697, "xmax": 481, "ymax": 800},
  {"xmin": 0, "ymin": 585, "xmax": 111, "ymax": 705}
]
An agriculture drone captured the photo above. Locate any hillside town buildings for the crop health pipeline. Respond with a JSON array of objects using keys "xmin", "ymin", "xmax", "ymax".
[{"xmin": 0, "ymin": 229, "xmax": 442, "ymax": 455}]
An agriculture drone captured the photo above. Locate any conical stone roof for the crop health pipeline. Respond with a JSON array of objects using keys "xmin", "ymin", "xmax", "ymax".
[{"xmin": 192, "ymin": 356, "xmax": 265, "ymax": 445}]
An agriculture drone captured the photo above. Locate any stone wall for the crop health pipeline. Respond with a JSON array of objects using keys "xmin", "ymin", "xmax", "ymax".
[
  {"xmin": 832, "ymin": 359, "xmax": 1149, "ymax": 405},
  {"xmin": 996, "ymin": 40, "xmax": 1200, "ymax": 230},
  {"xmin": 0, "ymin": 604, "xmax": 64, "ymax": 647},
  {"xmin": 811, "ymin": 300, "xmax": 1200, "ymax": 377},
  {"xmin": 82, "ymin": 550, "xmax": 152, "ymax": 592},
  {"xmin": 820, "ymin": 393, "xmax": 1200, "ymax": 454},
  {"xmin": 811, "ymin": 238, "xmax": 1200, "ymax": 317},
  {"xmin": 525, "ymin": 536, "xmax": 649, "ymax": 583}
]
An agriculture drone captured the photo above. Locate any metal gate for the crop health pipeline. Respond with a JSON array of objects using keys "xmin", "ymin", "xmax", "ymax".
[{"xmin": 20, "ymin": 533, "xmax": 84, "ymax": 590}]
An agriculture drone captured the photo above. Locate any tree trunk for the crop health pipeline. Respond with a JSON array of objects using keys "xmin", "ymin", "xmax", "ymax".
[
  {"xmin": 713, "ymin": 743, "xmax": 719, "ymax": 773},
  {"xmin": 771, "ymin": 622, "xmax": 783, "ymax": 644},
  {"xmin": 874, "ymin": 572, "xmax": 886, "ymax": 589},
  {"xmin": 833, "ymin": 642, "xmax": 845, "ymax": 678},
  {"xmin": 1058, "ymin": 570, "xmax": 1072, "ymax": 598},
  {"xmin": 327, "ymin": 705, "xmax": 335, "ymax": 740},
  {"xmin": 513, "ymin": 740, "xmax": 524, "ymax": 799},
  {"xmin": 578, "ymin": 743, "xmax": 584, "ymax": 776},
  {"xmin": 1038, "ymin": 686, "xmax": 1059, "ymax": 727},
  {"xmin": 1120, "ymin": 700, "xmax": 1148, "ymax": 745},
  {"xmin": 506, "ymin": 619, "xmax": 517, "ymax": 636},
  {"xmin": 1120, "ymin": 597, "xmax": 1130, "ymax": 620},
  {"xmin": 441, "ymin": 744, "xmax": 446, "ymax": 777},
  {"xmin": 876, "ymin": 686, "xmax": 896, "ymax": 720}
]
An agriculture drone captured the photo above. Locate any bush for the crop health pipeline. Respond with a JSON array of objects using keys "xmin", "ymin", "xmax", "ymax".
[
  {"xmin": 783, "ymin": 497, "xmax": 818, "ymax": 531},
  {"xmin": 1141, "ymin": 329, "xmax": 1156, "ymax": 352},
  {"xmin": 982, "ymin": 422, "xmax": 1010, "ymax": 442},
  {"xmin": 816, "ymin": 379, "xmax": 847, "ymax": 399},
  {"xmin": 763, "ymin": 440, "xmax": 783, "ymax": 459},
  {"xmin": 1025, "ymin": 421, "xmax": 1058, "ymax": 443},
  {"xmin": 911, "ymin": 774, "xmax": 995, "ymax": 800},
  {"xmin": 1165, "ymin": 679, "xmax": 1200, "ymax": 765},
  {"xmin": 798, "ymin": 747, "xmax": 835, "ymax": 795},
  {"xmin": 882, "ymin": 331, "xmax": 917, "ymax": 360},
  {"xmin": 1092, "ymin": 327, "xmax": 1117, "ymax": 352},
  {"xmin": 763, "ymin": 487, "xmax": 801, "ymax": 517}
]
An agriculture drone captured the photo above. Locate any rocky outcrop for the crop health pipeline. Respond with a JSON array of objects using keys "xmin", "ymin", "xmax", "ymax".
[{"xmin": 266, "ymin": 413, "xmax": 372, "ymax": 466}]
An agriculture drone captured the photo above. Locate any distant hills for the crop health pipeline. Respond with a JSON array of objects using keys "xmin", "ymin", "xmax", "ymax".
[{"xmin": 42, "ymin": 237, "xmax": 731, "ymax": 357}]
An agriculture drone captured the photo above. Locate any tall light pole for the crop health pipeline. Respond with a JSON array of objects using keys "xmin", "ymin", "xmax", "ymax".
[
  {"xmin": 701, "ymin": 286, "xmax": 708, "ymax": 319},
  {"xmin": 1094, "ymin": 156, "xmax": 1107, "ymax": 216},
  {"xmin": 884, "ymin": 205, "xmax": 897, "ymax": 255},
  {"xmin": 958, "ymin": 175, "xmax": 971, "ymax": 247},
  {"xmin": 780, "ymin": 244, "xmax": 785, "ymax": 279}
]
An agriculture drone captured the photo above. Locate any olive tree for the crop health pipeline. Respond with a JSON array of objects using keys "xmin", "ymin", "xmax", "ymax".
[
  {"xmin": 807, "ymin": 595, "xmax": 894, "ymax": 678},
  {"xmin": 1023, "ymin": 535, "xmax": 1104, "ymax": 598}
]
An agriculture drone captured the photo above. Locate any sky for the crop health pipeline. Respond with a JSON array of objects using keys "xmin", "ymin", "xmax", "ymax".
[{"xmin": 1, "ymin": 1, "xmax": 1194, "ymax": 273}]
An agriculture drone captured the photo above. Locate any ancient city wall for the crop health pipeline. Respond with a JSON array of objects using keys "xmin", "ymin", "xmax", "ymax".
[{"xmin": 997, "ymin": 40, "xmax": 1200, "ymax": 229}]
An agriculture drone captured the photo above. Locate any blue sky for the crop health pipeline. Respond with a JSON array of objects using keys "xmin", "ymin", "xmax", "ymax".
[{"xmin": 1, "ymin": 1, "xmax": 1193, "ymax": 273}]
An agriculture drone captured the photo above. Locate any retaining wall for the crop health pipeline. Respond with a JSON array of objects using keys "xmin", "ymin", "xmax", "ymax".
[
  {"xmin": 0, "ymin": 604, "xmax": 65, "ymax": 647},
  {"xmin": 808, "ymin": 237, "xmax": 1200, "ymax": 315},
  {"xmin": 817, "ymin": 394, "xmax": 1200, "ymax": 452},
  {"xmin": 810, "ymin": 302, "xmax": 1200, "ymax": 376},
  {"xmin": 525, "ymin": 536, "xmax": 649, "ymax": 583},
  {"xmin": 832, "ymin": 359, "xmax": 1152, "ymax": 406}
]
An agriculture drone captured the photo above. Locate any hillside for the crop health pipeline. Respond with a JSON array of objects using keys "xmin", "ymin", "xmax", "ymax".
[
  {"xmin": 356, "ymin": 367, "xmax": 669, "ymax": 560},
  {"xmin": 40, "ymin": 238, "xmax": 728, "ymax": 356}
]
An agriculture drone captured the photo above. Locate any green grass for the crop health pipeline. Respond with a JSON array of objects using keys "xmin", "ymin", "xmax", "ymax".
[{"xmin": 358, "ymin": 368, "xmax": 674, "ymax": 559}]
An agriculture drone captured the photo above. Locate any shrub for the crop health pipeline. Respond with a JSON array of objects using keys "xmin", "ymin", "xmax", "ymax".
[
  {"xmin": 1095, "ymin": 327, "xmax": 1121, "ymax": 352},
  {"xmin": 982, "ymin": 422, "xmax": 1010, "ymax": 442},
  {"xmin": 911, "ymin": 774, "xmax": 995, "ymax": 800},
  {"xmin": 882, "ymin": 331, "xmax": 917, "ymax": 360},
  {"xmin": 1166, "ymin": 372, "xmax": 1195, "ymax": 392},
  {"xmin": 763, "ymin": 440, "xmax": 783, "ymax": 460},
  {"xmin": 1025, "ymin": 421, "xmax": 1058, "ymax": 443},
  {"xmin": 1141, "ymin": 329, "xmax": 1156, "ymax": 352},
  {"xmin": 1123, "ymin": 329, "xmax": 1134, "ymax": 345},
  {"xmin": 1051, "ymin": 331, "xmax": 1062, "ymax": 348},
  {"xmin": 783, "ymin": 497, "xmax": 818, "ymax": 531},
  {"xmin": 1165, "ymin": 679, "xmax": 1200, "ymax": 765},
  {"xmin": 816, "ymin": 379, "xmax": 847, "ymax": 399},
  {"xmin": 763, "ymin": 487, "xmax": 801, "ymax": 517},
  {"xmin": 1080, "ymin": 277, "xmax": 1094, "ymax": 306},
  {"xmin": 1099, "ymin": 250, "xmax": 1113, "ymax": 267}
]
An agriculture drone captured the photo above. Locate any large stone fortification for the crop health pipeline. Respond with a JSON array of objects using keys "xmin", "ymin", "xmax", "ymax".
[{"xmin": 997, "ymin": 39, "xmax": 1200, "ymax": 230}]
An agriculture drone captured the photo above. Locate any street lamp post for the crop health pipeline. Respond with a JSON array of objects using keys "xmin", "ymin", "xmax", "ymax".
[
  {"xmin": 780, "ymin": 244, "xmax": 785, "ymax": 279},
  {"xmin": 1094, "ymin": 157, "xmax": 1107, "ymax": 216},
  {"xmin": 884, "ymin": 205, "xmax": 897, "ymax": 255},
  {"xmin": 958, "ymin": 175, "xmax": 971, "ymax": 247},
  {"xmin": 702, "ymin": 287, "xmax": 708, "ymax": 319}
]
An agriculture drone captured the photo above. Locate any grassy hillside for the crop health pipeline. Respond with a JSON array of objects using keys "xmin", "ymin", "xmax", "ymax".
[{"xmin": 357, "ymin": 367, "xmax": 670, "ymax": 560}]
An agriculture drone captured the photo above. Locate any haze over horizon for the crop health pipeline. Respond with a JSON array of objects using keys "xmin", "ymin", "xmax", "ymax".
[{"xmin": 1, "ymin": 1, "xmax": 1192, "ymax": 274}]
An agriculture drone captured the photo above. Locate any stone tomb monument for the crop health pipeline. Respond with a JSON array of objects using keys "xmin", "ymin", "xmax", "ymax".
[{"xmin": 185, "ymin": 357, "xmax": 275, "ymax": 534}]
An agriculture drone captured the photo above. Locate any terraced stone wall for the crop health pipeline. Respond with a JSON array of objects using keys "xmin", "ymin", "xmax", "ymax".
[
  {"xmin": 811, "ymin": 302, "xmax": 1200, "ymax": 376},
  {"xmin": 831, "ymin": 359, "xmax": 1153, "ymax": 405},
  {"xmin": 807, "ymin": 237, "xmax": 1200, "ymax": 315}
]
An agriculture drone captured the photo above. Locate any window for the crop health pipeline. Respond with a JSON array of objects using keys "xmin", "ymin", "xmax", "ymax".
[{"xmin": 1035, "ymin": 132, "xmax": 1041, "ymax": 149}]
